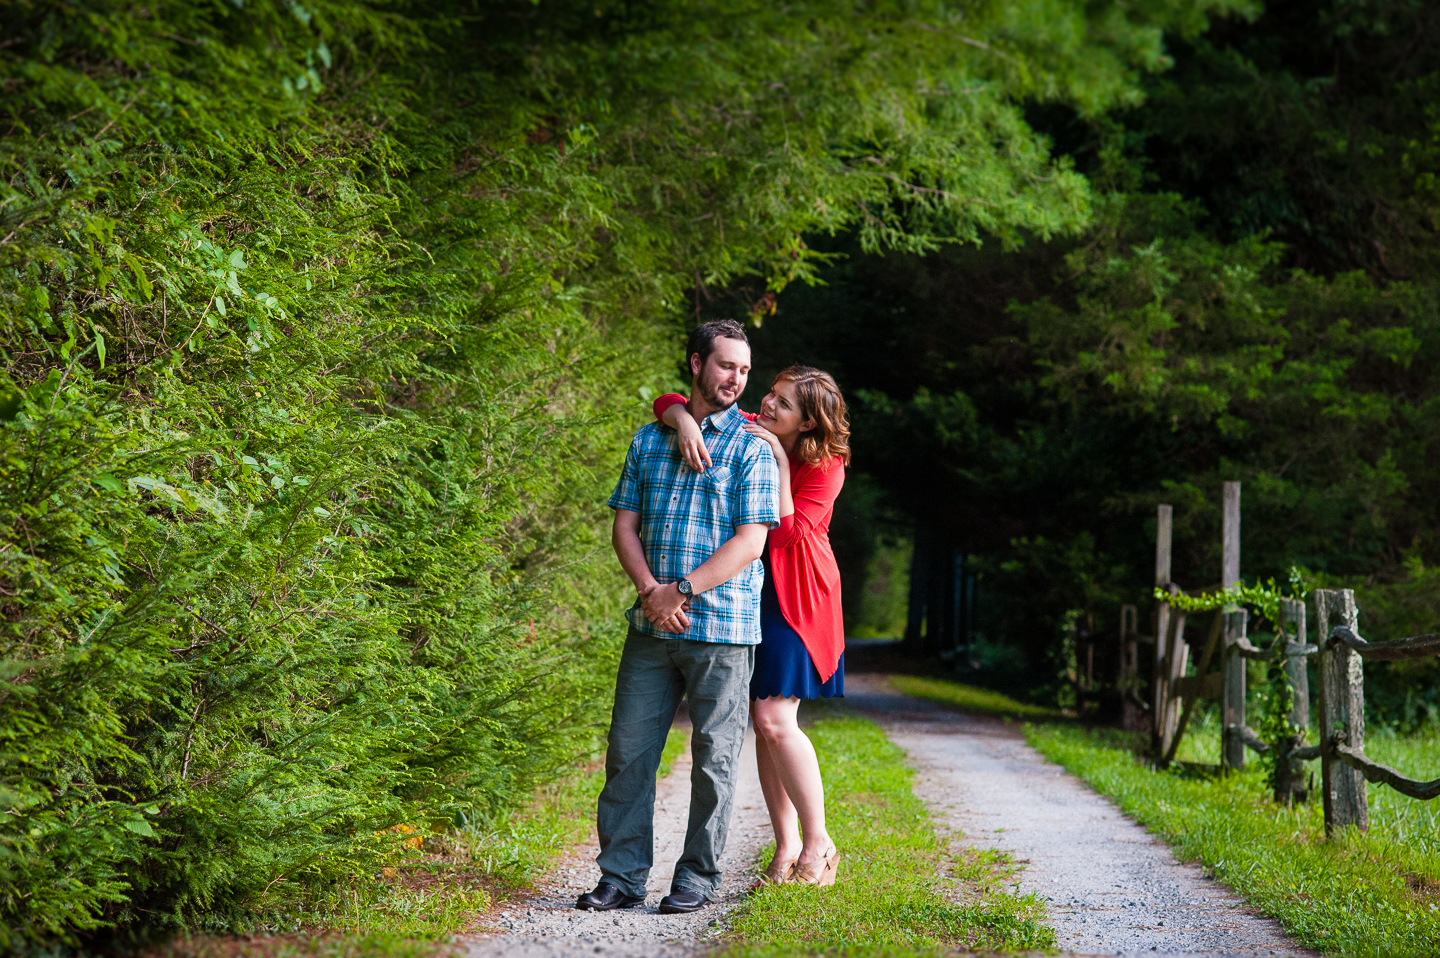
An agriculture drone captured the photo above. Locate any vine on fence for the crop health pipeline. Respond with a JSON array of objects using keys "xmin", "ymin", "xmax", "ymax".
[
  {"xmin": 1152, "ymin": 568, "xmax": 1309, "ymax": 627},
  {"xmin": 1259, "ymin": 643, "xmax": 1305, "ymax": 794},
  {"xmin": 1154, "ymin": 569, "xmax": 1310, "ymax": 783}
]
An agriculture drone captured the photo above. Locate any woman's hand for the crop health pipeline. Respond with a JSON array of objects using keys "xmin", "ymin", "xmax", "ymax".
[
  {"xmin": 742, "ymin": 421, "xmax": 787, "ymax": 467},
  {"xmin": 663, "ymin": 403, "xmax": 711, "ymax": 472}
]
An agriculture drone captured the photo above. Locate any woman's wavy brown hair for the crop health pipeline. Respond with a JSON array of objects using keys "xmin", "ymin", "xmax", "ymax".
[{"xmin": 775, "ymin": 365, "xmax": 851, "ymax": 467}]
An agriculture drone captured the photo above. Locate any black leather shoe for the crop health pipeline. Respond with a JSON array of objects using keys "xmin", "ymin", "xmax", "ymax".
[
  {"xmin": 575, "ymin": 882, "xmax": 645, "ymax": 911},
  {"xmin": 658, "ymin": 888, "xmax": 709, "ymax": 913}
]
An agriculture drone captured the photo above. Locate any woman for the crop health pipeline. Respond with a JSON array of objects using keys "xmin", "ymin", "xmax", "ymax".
[{"xmin": 653, "ymin": 365, "xmax": 849, "ymax": 888}]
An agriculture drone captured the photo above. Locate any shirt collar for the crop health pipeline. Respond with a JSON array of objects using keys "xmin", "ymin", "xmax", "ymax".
[{"xmin": 703, "ymin": 402, "xmax": 746, "ymax": 433}]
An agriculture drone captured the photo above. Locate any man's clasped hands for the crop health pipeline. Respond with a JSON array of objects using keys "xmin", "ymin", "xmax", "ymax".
[{"xmin": 637, "ymin": 581, "xmax": 692, "ymax": 634}]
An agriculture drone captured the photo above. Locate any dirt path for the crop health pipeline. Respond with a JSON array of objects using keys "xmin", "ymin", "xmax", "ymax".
[
  {"xmin": 845, "ymin": 674, "xmax": 1318, "ymax": 958},
  {"xmin": 464, "ymin": 727, "xmax": 771, "ymax": 958}
]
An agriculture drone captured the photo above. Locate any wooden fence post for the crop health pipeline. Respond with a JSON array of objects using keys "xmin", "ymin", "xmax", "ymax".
[
  {"xmin": 1152, "ymin": 504, "xmax": 1173, "ymax": 751},
  {"xmin": 1118, "ymin": 604, "xmax": 1137, "ymax": 686},
  {"xmin": 1220, "ymin": 482, "xmax": 1245, "ymax": 771},
  {"xmin": 1275, "ymin": 597, "xmax": 1311, "ymax": 803},
  {"xmin": 1222, "ymin": 481, "xmax": 1240, "ymax": 591},
  {"xmin": 1315, "ymin": 588, "xmax": 1368, "ymax": 833},
  {"xmin": 1119, "ymin": 604, "xmax": 1145, "ymax": 731},
  {"xmin": 1222, "ymin": 608, "xmax": 1248, "ymax": 770},
  {"xmin": 1159, "ymin": 600, "xmax": 1188, "ymax": 758}
]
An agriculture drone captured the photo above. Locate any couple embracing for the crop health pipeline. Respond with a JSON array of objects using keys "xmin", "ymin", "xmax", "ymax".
[{"xmin": 577, "ymin": 320, "xmax": 849, "ymax": 914}]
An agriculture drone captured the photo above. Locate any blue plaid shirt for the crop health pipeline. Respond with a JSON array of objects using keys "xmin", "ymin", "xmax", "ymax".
[{"xmin": 608, "ymin": 402, "xmax": 780, "ymax": 644}]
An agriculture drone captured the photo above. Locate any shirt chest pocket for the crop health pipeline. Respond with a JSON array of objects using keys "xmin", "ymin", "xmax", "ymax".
[{"xmin": 701, "ymin": 464, "xmax": 732, "ymax": 496}]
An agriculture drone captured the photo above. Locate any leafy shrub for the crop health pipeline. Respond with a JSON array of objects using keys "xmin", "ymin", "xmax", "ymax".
[
  {"xmin": 0, "ymin": 2, "xmax": 641, "ymax": 943},
  {"xmin": 0, "ymin": 0, "xmax": 1232, "ymax": 945}
]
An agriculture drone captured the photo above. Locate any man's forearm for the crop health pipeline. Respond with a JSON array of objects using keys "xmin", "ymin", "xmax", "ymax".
[
  {"xmin": 684, "ymin": 523, "xmax": 768, "ymax": 594},
  {"xmin": 612, "ymin": 513, "xmax": 657, "ymax": 590},
  {"xmin": 638, "ymin": 522, "xmax": 767, "ymax": 624}
]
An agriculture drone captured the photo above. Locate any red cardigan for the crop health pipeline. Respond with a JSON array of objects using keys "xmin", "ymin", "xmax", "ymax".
[{"xmin": 653, "ymin": 394, "xmax": 846, "ymax": 681}]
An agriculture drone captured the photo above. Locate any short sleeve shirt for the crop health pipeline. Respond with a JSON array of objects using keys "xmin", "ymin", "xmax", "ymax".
[{"xmin": 608, "ymin": 402, "xmax": 780, "ymax": 644}]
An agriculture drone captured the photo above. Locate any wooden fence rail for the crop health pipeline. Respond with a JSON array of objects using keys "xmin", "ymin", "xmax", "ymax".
[
  {"xmin": 1131, "ymin": 495, "xmax": 1439, "ymax": 833},
  {"xmin": 1141, "ymin": 582, "xmax": 1440, "ymax": 833},
  {"xmin": 1330, "ymin": 744, "xmax": 1440, "ymax": 801},
  {"xmin": 1305, "ymin": 588, "xmax": 1440, "ymax": 827}
]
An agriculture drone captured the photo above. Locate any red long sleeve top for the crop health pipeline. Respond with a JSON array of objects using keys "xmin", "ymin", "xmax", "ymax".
[{"xmin": 653, "ymin": 394, "xmax": 846, "ymax": 681}]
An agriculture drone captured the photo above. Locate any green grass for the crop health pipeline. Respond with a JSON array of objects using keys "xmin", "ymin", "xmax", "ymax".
[
  {"xmin": 339, "ymin": 725, "xmax": 692, "ymax": 935},
  {"xmin": 722, "ymin": 714, "xmax": 1054, "ymax": 957},
  {"xmin": 889, "ymin": 674, "xmax": 1064, "ymax": 720},
  {"xmin": 1028, "ymin": 723, "xmax": 1440, "ymax": 958}
]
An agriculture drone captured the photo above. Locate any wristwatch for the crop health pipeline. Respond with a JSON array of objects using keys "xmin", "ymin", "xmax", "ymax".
[{"xmin": 676, "ymin": 578, "xmax": 694, "ymax": 596}]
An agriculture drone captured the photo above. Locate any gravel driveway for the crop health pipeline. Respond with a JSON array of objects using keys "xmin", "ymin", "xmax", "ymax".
[{"xmin": 844, "ymin": 673, "xmax": 1318, "ymax": 958}]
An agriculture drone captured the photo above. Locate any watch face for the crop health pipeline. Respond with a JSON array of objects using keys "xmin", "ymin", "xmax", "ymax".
[{"xmin": 678, "ymin": 579, "xmax": 692, "ymax": 595}]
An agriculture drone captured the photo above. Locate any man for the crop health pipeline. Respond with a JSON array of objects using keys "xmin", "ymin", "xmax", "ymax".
[{"xmin": 578, "ymin": 320, "xmax": 779, "ymax": 914}]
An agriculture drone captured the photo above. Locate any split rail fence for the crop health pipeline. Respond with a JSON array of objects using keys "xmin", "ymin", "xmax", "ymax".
[{"xmin": 1117, "ymin": 482, "xmax": 1440, "ymax": 833}]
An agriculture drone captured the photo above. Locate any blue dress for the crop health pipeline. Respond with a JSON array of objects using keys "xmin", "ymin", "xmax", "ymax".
[{"xmin": 751, "ymin": 555, "xmax": 844, "ymax": 701}]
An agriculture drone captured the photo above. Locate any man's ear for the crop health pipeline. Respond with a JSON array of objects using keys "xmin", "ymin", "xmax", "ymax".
[{"xmin": 689, "ymin": 353, "xmax": 701, "ymax": 378}]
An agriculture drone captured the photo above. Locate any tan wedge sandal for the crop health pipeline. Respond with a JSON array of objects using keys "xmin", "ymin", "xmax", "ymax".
[
  {"xmin": 748, "ymin": 855, "xmax": 796, "ymax": 892},
  {"xmin": 793, "ymin": 847, "xmax": 839, "ymax": 887}
]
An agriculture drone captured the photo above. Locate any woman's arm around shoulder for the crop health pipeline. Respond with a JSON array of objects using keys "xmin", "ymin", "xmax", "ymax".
[
  {"xmin": 652, "ymin": 393, "xmax": 688, "ymax": 422},
  {"xmin": 652, "ymin": 394, "xmax": 710, "ymax": 472},
  {"xmin": 652, "ymin": 393, "xmax": 758, "ymax": 424}
]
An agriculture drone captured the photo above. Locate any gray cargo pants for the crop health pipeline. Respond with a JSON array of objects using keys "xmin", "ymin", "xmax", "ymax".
[{"xmin": 595, "ymin": 626, "xmax": 755, "ymax": 900}]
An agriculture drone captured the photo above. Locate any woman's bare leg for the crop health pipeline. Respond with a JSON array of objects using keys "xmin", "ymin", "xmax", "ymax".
[
  {"xmin": 752, "ymin": 717, "xmax": 801, "ymax": 862},
  {"xmin": 752, "ymin": 696, "xmax": 832, "ymax": 867}
]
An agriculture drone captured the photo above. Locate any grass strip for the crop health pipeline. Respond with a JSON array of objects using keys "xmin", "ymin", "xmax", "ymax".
[
  {"xmin": 154, "ymin": 931, "xmax": 442, "ymax": 958},
  {"xmin": 890, "ymin": 674, "xmax": 1063, "ymax": 720},
  {"xmin": 1028, "ymin": 724, "xmax": 1440, "ymax": 958},
  {"xmin": 722, "ymin": 714, "xmax": 1053, "ymax": 957}
]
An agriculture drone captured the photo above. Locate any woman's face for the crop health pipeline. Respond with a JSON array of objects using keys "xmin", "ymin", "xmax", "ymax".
[{"xmin": 756, "ymin": 378, "xmax": 814, "ymax": 440}]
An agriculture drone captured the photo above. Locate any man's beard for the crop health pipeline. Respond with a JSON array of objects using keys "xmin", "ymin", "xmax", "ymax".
[{"xmin": 696, "ymin": 367, "xmax": 739, "ymax": 410}]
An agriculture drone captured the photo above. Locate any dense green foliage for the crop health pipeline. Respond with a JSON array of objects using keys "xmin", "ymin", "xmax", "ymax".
[
  {"xmin": 1030, "ymin": 723, "xmax": 1440, "ymax": 957},
  {"xmin": 725, "ymin": 713, "xmax": 1053, "ymax": 957},
  {"xmin": 739, "ymin": 0, "xmax": 1440, "ymax": 715},
  {"xmin": 0, "ymin": 0, "xmax": 1240, "ymax": 945}
]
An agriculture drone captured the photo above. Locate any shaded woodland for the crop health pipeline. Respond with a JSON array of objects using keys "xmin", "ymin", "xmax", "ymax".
[{"xmin": 734, "ymin": 0, "xmax": 1440, "ymax": 719}]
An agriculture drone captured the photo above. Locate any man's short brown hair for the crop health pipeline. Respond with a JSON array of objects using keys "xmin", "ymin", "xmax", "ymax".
[{"xmin": 686, "ymin": 320, "xmax": 749, "ymax": 369}]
